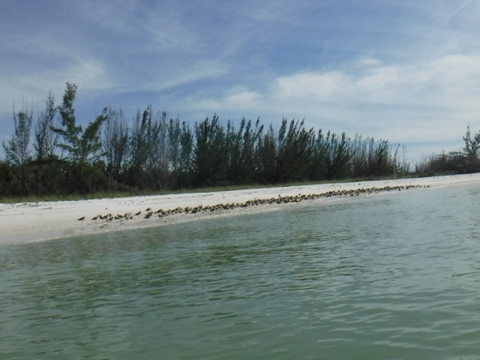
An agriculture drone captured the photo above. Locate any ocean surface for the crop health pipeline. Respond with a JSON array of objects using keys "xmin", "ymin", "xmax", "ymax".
[{"xmin": 1, "ymin": 183, "xmax": 480, "ymax": 359}]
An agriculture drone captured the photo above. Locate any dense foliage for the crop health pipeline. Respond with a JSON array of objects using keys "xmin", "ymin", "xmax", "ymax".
[
  {"xmin": 1, "ymin": 83, "xmax": 411, "ymax": 197},
  {"xmin": 415, "ymin": 126, "xmax": 480, "ymax": 176}
]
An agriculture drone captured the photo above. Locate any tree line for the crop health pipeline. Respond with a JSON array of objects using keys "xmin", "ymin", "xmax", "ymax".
[
  {"xmin": 1, "ymin": 83, "xmax": 410, "ymax": 197},
  {"xmin": 415, "ymin": 126, "xmax": 480, "ymax": 175}
]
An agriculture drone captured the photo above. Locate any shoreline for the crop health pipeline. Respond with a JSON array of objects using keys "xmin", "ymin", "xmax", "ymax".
[{"xmin": 1, "ymin": 173, "xmax": 479, "ymax": 246}]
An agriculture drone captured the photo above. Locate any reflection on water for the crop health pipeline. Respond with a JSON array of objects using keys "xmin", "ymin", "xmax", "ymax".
[{"xmin": 1, "ymin": 185, "xmax": 480, "ymax": 359}]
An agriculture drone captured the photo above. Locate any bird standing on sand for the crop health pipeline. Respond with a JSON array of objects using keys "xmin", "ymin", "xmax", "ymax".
[{"xmin": 77, "ymin": 216, "xmax": 85, "ymax": 221}]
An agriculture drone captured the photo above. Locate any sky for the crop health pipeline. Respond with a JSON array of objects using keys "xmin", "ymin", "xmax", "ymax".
[{"xmin": 1, "ymin": 0, "xmax": 480, "ymax": 162}]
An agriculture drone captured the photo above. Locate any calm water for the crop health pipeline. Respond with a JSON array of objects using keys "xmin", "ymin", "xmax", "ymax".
[{"xmin": 2, "ymin": 184, "xmax": 480, "ymax": 359}]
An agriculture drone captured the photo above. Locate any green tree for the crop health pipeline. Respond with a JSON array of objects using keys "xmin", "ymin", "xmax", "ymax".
[
  {"xmin": 52, "ymin": 83, "xmax": 108, "ymax": 168},
  {"xmin": 34, "ymin": 92, "xmax": 57, "ymax": 162},
  {"xmin": 147, "ymin": 110, "xmax": 169, "ymax": 190},
  {"xmin": 226, "ymin": 118, "xmax": 263, "ymax": 184},
  {"xmin": 179, "ymin": 121, "xmax": 194, "ymax": 187},
  {"xmin": 276, "ymin": 119, "xmax": 315, "ymax": 183},
  {"xmin": 168, "ymin": 117, "xmax": 194, "ymax": 188},
  {"xmin": 33, "ymin": 92, "xmax": 61, "ymax": 195},
  {"xmin": 325, "ymin": 132, "xmax": 352, "ymax": 179},
  {"xmin": 53, "ymin": 83, "xmax": 108, "ymax": 168},
  {"xmin": 462, "ymin": 126, "xmax": 480, "ymax": 172},
  {"xmin": 310, "ymin": 129, "xmax": 329, "ymax": 181},
  {"xmin": 52, "ymin": 83, "xmax": 108, "ymax": 192},
  {"xmin": 193, "ymin": 115, "xmax": 228, "ymax": 187},
  {"xmin": 0, "ymin": 161, "xmax": 14, "ymax": 197},
  {"xmin": 2, "ymin": 102, "xmax": 33, "ymax": 194},
  {"xmin": 126, "ymin": 107, "xmax": 151, "ymax": 188},
  {"xmin": 256, "ymin": 124, "xmax": 277, "ymax": 184},
  {"xmin": 103, "ymin": 108, "xmax": 129, "ymax": 182}
]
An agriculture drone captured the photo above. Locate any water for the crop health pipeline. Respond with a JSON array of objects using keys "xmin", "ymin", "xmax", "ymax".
[{"xmin": 2, "ymin": 184, "xmax": 480, "ymax": 359}]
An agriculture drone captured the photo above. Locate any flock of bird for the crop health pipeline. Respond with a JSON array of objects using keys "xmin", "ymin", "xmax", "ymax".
[{"xmin": 77, "ymin": 184, "xmax": 429, "ymax": 222}]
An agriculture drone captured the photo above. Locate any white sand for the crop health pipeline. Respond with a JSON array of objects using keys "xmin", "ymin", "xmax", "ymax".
[{"xmin": 1, "ymin": 173, "xmax": 479, "ymax": 246}]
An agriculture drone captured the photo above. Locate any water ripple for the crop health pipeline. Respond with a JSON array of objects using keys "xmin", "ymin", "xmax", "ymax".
[{"xmin": 2, "ymin": 184, "xmax": 480, "ymax": 359}]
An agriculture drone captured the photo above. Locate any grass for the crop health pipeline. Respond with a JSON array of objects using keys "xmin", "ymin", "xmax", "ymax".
[{"xmin": 0, "ymin": 175, "xmax": 410, "ymax": 204}]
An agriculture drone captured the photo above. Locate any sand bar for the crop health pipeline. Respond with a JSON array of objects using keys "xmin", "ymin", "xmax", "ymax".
[{"xmin": 1, "ymin": 173, "xmax": 479, "ymax": 246}]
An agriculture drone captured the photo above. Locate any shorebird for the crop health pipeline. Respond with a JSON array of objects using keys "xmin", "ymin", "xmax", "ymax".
[
  {"xmin": 91, "ymin": 215, "xmax": 98, "ymax": 221},
  {"xmin": 77, "ymin": 216, "xmax": 85, "ymax": 221},
  {"xmin": 135, "ymin": 211, "xmax": 141, "ymax": 216}
]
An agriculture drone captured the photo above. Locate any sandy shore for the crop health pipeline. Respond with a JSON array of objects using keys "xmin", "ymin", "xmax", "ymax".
[{"xmin": 1, "ymin": 173, "xmax": 479, "ymax": 246}]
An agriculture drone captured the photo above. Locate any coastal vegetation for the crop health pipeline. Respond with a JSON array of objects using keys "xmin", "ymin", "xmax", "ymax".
[
  {"xmin": 414, "ymin": 126, "xmax": 480, "ymax": 175},
  {"xmin": 0, "ymin": 83, "xmax": 474, "ymax": 199}
]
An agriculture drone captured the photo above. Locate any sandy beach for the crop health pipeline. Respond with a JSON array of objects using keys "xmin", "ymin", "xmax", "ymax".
[{"xmin": 1, "ymin": 173, "xmax": 479, "ymax": 246}]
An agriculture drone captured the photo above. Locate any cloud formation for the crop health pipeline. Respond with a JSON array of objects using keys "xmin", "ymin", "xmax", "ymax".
[
  {"xmin": 196, "ymin": 54, "xmax": 480, "ymax": 147},
  {"xmin": 1, "ymin": 0, "xmax": 480, "ymax": 160}
]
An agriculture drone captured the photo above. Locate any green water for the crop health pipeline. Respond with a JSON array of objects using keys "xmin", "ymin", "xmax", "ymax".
[{"xmin": 2, "ymin": 184, "xmax": 480, "ymax": 359}]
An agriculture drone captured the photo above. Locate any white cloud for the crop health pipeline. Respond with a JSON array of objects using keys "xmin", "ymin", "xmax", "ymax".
[
  {"xmin": 225, "ymin": 89, "xmax": 262, "ymax": 105},
  {"xmin": 198, "ymin": 88, "xmax": 262, "ymax": 112},
  {"xmin": 194, "ymin": 54, "xmax": 480, "ymax": 145},
  {"xmin": 0, "ymin": 58, "xmax": 116, "ymax": 121},
  {"xmin": 270, "ymin": 54, "xmax": 480, "ymax": 109},
  {"xmin": 355, "ymin": 57, "xmax": 382, "ymax": 67},
  {"xmin": 273, "ymin": 71, "xmax": 349, "ymax": 101},
  {"xmin": 144, "ymin": 61, "xmax": 229, "ymax": 93}
]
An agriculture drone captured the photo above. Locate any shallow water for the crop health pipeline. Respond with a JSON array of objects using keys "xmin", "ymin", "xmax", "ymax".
[{"xmin": 1, "ymin": 184, "xmax": 480, "ymax": 359}]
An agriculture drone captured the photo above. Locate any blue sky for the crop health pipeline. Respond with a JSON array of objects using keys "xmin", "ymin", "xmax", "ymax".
[{"xmin": 1, "ymin": 0, "xmax": 480, "ymax": 161}]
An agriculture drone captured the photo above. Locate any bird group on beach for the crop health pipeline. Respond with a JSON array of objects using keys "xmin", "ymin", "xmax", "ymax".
[{"xmin": 76, "ymin": 184, "xmax": 428, "ymax": 223}]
